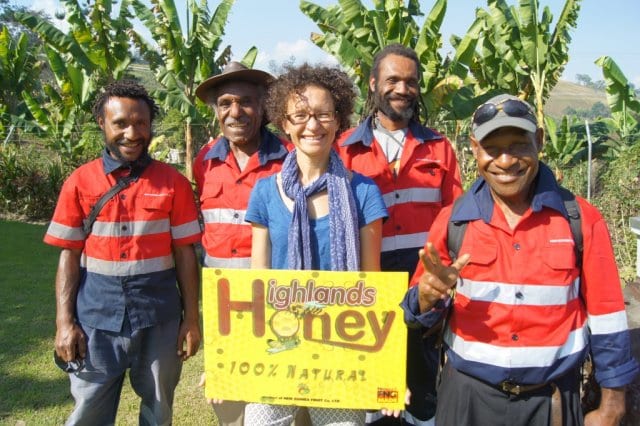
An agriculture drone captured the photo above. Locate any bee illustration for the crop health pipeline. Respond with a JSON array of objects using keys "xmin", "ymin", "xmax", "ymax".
[{"xmin": 267, "ymin": 302, "xmax": 325, "ymax": 353}]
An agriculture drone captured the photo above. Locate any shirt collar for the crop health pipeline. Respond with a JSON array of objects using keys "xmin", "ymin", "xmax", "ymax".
[
  {"xmin": 203, "ymin": 127, "xmax": 288, "ymax": 166},
  {"xmin": 101, "ymin": 148, "xmax": 152, "ymax": 175},
  {"xmin": 451, "ymin": 162, "xmax": 568, "ymax": 224},
  {"xmin": 340, "ymin": 115, "xmax": 441, "ymax": 147}
]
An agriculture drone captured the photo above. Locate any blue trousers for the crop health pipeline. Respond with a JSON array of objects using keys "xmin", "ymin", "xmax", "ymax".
[{"xmin": 65, "ymin": 317, "xmax": 182, "ymax": 426}]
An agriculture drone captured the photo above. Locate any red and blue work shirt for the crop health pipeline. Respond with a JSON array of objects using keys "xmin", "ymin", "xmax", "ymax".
[
  {"xmin": 194, "ymin": 128, "xmax": 290, "ymax": 268},
  {"xmin": 403, "ymin": 163, "xmax": 639, "ymax": 389},
  {"xmin": 336, "ymin": 116, "xmax": 462, "ymax": 276},
  {"xmin": 44, "ymin": 150, "xmax": 202, "ymax": 332}
]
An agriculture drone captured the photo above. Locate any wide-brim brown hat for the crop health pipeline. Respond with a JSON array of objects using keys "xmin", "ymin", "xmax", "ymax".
[{"xmin": 195, "ymin": 61, "xmax": 273, "ymax": 104}]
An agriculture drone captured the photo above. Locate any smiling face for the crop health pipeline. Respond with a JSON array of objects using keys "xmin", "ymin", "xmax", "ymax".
[
  {"xmin": 214, "ymin": 81, "xmax": 264, "ymax": 149},
  {"xmin": 282, "ymin": 85, "xmax": 339, "ymax": 160},
  {"xmin": 98, "ymin": 96, "xmax": 152, "ymax": 164},
  {"xmin": 471, "ymin": 127, "xmax": 543, "ymax": 210},
  {"xmin": 370, "ymin": 53, "xmax": 419, "ymax": 125}
]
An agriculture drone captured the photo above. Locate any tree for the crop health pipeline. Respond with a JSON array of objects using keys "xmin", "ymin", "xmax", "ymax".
[
  {"xmin": 466, "ymin": 0, "xmax": 581, "ymax": 124},
  {"xmin": 543, "ymin": 114, "xmax": 586, "ymax": 181},
  {"xmin": 0, "ymin": 25, "xmax": 42, "ymax": 130},
  {"xmin": 15, "ymin": 0, "xmax": 136, "ymax": 160},
  {"xmin": 299, "ymin": 0, "xmax": 481, "ymax": 128},
  {"xmin": 126, "ymin": 0, "xmax": 254, "ymax": 180},
  {"xmin": 17, "ymin": 0, "xmax": 134, "ymax": 83},
  {"xmin": 595, "ymin": 55, "xmax": 640, "ymax": 156},
  {"xmin": 576, "ymin": 73, "xmax": 592, "ymax": 87}
]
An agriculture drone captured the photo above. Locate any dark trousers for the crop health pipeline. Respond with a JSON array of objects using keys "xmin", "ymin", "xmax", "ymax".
[{"xmin": 435, "ymin": 361, "xmax": 583, "ymax": 426}]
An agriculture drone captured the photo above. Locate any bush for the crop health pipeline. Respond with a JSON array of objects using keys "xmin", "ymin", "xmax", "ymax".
[
  {"xmin": 563, "ymin": 143, "xmax": 640, "ymax": 283},
  {"xmin": 0, "ymin": 144, "xmax": 73, "ymax": 221}
]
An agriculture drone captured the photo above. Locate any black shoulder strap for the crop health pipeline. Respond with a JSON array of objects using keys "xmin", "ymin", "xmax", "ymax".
[
  {"xmin": 447, "ymin": 195, "xmax": 469, "ymax": 261},
  {"xmin": 82, "ymin": 165, "xmax": 146, "ymax": 235},
  {"xmin": 558, "ymin": 186, "xmax": 583, "ymax": 268}
]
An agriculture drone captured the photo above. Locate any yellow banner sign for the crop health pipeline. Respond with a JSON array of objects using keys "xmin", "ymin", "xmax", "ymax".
[{"xmin": 202, "ymin": 268, "xmax": 408, "ymax": 410}]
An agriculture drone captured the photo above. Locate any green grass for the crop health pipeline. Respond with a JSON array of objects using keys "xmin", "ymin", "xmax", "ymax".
[{"xmin": 0, "ymin": 220, "xmax": 216, "ymax": 425}]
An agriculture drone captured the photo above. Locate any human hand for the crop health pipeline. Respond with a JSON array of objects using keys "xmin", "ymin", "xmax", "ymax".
[
  {"xmin": 55, "ymin": 321, "xmax": 86, "ymax": 362},
  {"xmin": 417, "ymin": 242, "xmax": 470, "ymax": 313},
  {"xmin": 379, "ymin": 388, "xmax": 411, "ymax": 418},
  {"xmin": 584, "ymin": 387, "xmax": 625, "ymax": 426},
  {"xmin": 198, "ymin": 372, "xmax": 224, "ymax": 405},
  {"xmin": 177, "ymin": 318, "xmax": 201, "ymax": 361}
]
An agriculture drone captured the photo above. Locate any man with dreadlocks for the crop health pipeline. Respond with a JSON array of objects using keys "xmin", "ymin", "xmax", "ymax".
[{"xmin": 336, "ymin": 44, "xmax": 463, "ymax": 426}]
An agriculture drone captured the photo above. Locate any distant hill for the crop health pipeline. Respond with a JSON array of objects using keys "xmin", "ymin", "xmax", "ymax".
[{"xmin": 545, "ymin": 80, "xmax": 608, "ymax": 119}]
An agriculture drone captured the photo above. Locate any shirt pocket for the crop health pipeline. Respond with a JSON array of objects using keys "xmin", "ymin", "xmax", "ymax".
[
  {"xmin": 139, "ymin": 194, "xmax": 172, "ymax": 215},
  {"xmin": 466, "ymin": 239, "xmax": 498, "ymax": 266},
  {"xmin": 78, "ymin": 194, "xmax": 102, "ymax": 217},
  {"xmin": 200, "ymin": 180, "xmax": 223, "ymax": 203},
  {"xmin": 541, "ymin": 241, "xmax": 576, "ymax": 271}
]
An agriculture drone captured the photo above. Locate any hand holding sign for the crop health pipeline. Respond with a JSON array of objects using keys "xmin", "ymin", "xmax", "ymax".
[{"xmin": 417, "ymin": 242, "xmax": 470, "ymax": 313}]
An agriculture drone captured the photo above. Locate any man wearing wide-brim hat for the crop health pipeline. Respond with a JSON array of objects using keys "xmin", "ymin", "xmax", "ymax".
[
  {"xmin": 194, "ymin": 62, "xmax": 291, "ymax": 426},
  {"xmin": 402, "ymin": 93, "xmax": 639, "ymax": 425}
]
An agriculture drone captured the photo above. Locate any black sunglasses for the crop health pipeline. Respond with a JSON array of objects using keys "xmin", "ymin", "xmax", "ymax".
[
  {"xmin": 54, "ymin": 351, "xmax": 84, "ymax": 373},
  {"xmin": 473, "ymin": 99, "xmax": 534, "ymax": 126}
]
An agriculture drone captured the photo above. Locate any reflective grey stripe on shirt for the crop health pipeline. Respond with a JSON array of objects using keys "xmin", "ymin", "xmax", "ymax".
[
  {"xmin": 382, "ymin": 232, "xmax": 428, "ymax": 252},
  {"xmin": 91, "ymin": 219, "xmax": 170, "ymax": 237},
  {"xmin": 82, "ymin": 254, "xmax": 174, "ymax": 276},
  {"xmin": 202, "ymin": 208, "xmax": 247, "ymax": 225},
  {"xmin": 46, "ymin": 221, "xmax": 85, "ymax": 241},
  {"xmin": 172, "ymin": 219, "xmax": 201, "ymax": 240},
  {"xmin": 382, "ymin": 187, "xmax": 441, "ymax": 208},
  {"xmin": 203, "ymin": 254, "xmax": 251, "ymax": 269}
]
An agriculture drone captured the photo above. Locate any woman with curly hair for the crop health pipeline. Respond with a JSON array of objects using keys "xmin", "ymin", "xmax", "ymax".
[{"xmin": 244, "ymin": 64, "xmax": 388, "ymax": 425}]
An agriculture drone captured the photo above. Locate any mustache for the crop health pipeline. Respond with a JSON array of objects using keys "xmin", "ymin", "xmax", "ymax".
[{"xmin": 386, "ymin": 93, "xmax": 416, "ymax": 102}]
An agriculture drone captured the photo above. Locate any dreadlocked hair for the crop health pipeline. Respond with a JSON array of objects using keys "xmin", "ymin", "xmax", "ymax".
[{"xmin": 363, "ymin": 43, "xmax": 423, "ymax": 123}]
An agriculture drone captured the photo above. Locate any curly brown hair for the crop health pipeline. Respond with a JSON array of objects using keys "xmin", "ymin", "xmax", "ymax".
[{"xmin": 265, "ymin": 63, "xmax": 356, "ymax": 137}]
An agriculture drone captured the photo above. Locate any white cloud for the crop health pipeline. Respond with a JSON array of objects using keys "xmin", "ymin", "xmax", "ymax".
[{"xmin": 253, "ymin": 39, "xmax": 338, "ymax": 72}]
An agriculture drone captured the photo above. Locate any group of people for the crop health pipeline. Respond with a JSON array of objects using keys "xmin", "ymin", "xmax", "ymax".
[{"xmin": 43, "ymin": 42, "xmax": 638, "ymax": 426}]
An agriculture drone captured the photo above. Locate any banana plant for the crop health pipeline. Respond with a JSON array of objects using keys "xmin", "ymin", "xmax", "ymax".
[
  {"xmin": 15, "ymin": 0, "xmax": 134, "ymax": 159},
  {"xmin": 595, "ymin": 56, "xmax": 640, "ymax": 157},
  {"xmin": 16, "ymin": 0, "xmax": 133, "ymax": 82},
  {"xmin": 0, "ymin": 26, "xmax": 39, "ymax": 114},
  {"xmin": 0, "ymin": 25, "xmax": 42, "ymax": 132},
  {"xmin": 543, "ymin": 114, "xmax": 586, "ymax": 181},
  {"xmin": 21, "ymin": 44, "xmax": 96, "ymax": 158},
  {"xmin": 126, "ymin": 0, "xmax": 257, "ymax": 181},
  {"xmin": 299, "ymin": 0, "xmax": 480, "ymax": 126},
  {"xmin": 467, "ymin": 0, "xmax": 581, "ymax": 125}
]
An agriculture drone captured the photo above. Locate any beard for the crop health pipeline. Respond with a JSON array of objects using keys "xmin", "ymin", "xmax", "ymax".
[
  {"xmin": 104, "ymin": 136, "xmax": 151, "ymax": 167},
  {"xmin": 374, "ymin": 88, "xmax": 417, "ymax": 122}
]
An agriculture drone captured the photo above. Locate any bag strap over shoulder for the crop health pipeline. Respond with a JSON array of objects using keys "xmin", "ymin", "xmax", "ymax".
[
  {"xmin": 82, "ymin": 164, "xmax": 147, "ymax": 235},
  {"xmin": 446, "ymin": 194, "xmax": 470, "ymax": 262}
]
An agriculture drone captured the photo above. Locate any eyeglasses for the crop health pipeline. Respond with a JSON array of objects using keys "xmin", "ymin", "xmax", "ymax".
[
  {"xmin": 285, "ymin": 111, "xmax": 336, "ymax": 125},
  {"xmin": 473, "ymin": 99, "xmax": 535, "ymax": 126},
  {"xmin": 54, "ymin": 351, "xmax": 84, "ymax": 373}
]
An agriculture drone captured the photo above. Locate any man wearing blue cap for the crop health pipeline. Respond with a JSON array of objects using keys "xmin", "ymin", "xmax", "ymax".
[{"xmin": 402, "ymin": 94, "xmax": 639, "ymax": 425}]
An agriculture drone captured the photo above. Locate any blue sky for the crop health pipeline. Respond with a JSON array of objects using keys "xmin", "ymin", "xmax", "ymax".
[{"xmin": 17, "ymin": 0, "xmax": 640, "ymax": 85}]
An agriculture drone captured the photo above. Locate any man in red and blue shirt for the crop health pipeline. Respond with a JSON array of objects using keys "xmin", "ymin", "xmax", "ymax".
[
  {"xmin": 404, "ymin": 94, "xmax": 639, "ymax": 425},
  {"xmin": 336, "ymin": 44, "xmax": 462, "ymax": 426},
  {"xmin": 44, "ymin": 81, "xmax": 202, "ymax": 425},
  {"xmin": 194, "ymin": 62, "xmax": 291, "ymax": 425}
]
